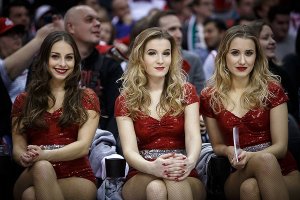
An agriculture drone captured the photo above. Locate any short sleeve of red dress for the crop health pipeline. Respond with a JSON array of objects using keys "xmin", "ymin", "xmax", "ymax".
[
  {"xmin": 267, "ymin": 82, "xmax": 288, "ymax": 108},
  {"xmin": 114, "ymin": 95, "xmax": 128, "ymax": 117},
  {"xmin": 11, "ymin": 92, "xmax": 27, "ymax": 118},
  {"xmin": 184, "ymin": 83, "xmax": 199, "ymax": 105},
  {"xmin": 199, "ymin": 87, "xmax": 215, "ymax": 118},
  {"xmin": 82, "ymin": 88, "xmax": 100, "ymax": 113}
]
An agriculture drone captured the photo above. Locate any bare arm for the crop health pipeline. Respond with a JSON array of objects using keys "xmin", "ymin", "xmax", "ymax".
[
  {"xmin": 204, "ymin": 102, "xmax": 289, "ymax": 164},
  {"xmin": 4, "ymin": 17, "xmax": 64, "ymax": 80},
  {"xmin": 33, "ymin": 110, "xmax": 99, "ymax": 162},
  {"xmin": 185, "ymin": 102, "xmax": 201, "ymax": 166}
]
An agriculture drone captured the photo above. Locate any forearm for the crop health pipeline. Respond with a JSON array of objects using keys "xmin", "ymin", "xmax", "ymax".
[
  {"xmin": 185, "ymin": 134, "xmax": 201, "ymax": 166},
  {"xmin": 4, "ymin": 37, "xmax": 42, "ymax": 80},
  {"xmin": 123, "ymin": 150, "xmax": 156, "ymax": 175},
  {"xmin": 42, "ymin": 140, "xmax": 90, "ymax": 162},
  {"xmin": 12, "ymin": 134, "xmax": 28, "ymax": 164}
]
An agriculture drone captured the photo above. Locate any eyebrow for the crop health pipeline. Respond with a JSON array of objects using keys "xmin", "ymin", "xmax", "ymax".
[
  {"xmin": 146, "ymin": 48, "xmax": 171, "ymax": 51},
  {"xmin": 50, "ymin": 52, "xmax": 74, "ymax": 55}
]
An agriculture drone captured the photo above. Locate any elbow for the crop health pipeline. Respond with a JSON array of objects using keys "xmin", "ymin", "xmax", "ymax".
[{"xmin": 278, "ymin": 145, "xmax": 288, "ymax": 159}]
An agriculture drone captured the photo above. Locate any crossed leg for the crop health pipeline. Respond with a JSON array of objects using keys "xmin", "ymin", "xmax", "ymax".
[
  {"xmin": 14, "ymin": 160, "xmax": 96, "ymax": 200},
  {"xmin": 224, "ymin": 153, "xmax": 290, "ymax": 200}
]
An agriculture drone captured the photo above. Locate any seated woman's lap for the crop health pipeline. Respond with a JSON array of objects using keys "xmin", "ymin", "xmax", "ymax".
[{"xmin": 122, "ymin": 173, "xmax": 204, "ymax": 200}]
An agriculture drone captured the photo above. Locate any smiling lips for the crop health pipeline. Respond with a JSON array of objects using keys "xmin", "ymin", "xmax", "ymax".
[
  {"xmin": 55, "ymin": 68, "xmax": 68, "ymax": 74},
  {"xmin": 236, "ymin": 67, "xmax": 247, "ymax": 71}
]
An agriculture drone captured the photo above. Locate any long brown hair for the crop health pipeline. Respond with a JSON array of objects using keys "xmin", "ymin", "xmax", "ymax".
[{"xmin": 17, "ymin": 31, "xmax": 88, "ymax": 132}]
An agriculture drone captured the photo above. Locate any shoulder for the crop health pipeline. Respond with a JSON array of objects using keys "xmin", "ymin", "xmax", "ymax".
[
  {"xmin": 268, "ymin": 81, "xmax": 284, "ymax": 93},
  {"xmin": 200, "ymin": 86, "xmax": 214, "ymax": 98},
  {"xmin": 267, "ymin": 81, "xmax": 288, "ymax": 107},
  {"xmin": 183, "ymin": 83, "xmax": 199, "ymax": 104},
  {"xmin": 81, "ymin": 88, "xmax": 100, "ymax": 112},
  {"xmin": 114, "ymin": 94, "xmax": 128, "ymax": 116}
]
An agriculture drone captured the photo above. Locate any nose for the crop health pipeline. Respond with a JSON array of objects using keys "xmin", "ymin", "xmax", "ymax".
[
  {"xmin": 239, "ymin": 54, "xmax": 246, "ymax": 65},
  {"xmin": 60, "ymin": 58, "xmax": 66, "ymax": 67},
  {"xmin": 157, "ymin": 54, "xmax": 163, "ymax": 64},
  {"xmin": 94, "ymin": 18, "xmax": 101, "ymax": 27}
]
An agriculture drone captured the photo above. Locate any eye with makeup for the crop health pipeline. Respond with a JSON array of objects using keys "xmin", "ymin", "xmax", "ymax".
[
  {"xmin": 163, "ymin": 50, "xmax": 171, "ymax": 56},
  {"xmin": 245, "ymin": 50, "xmax": 255, "ymax": 56},
  {"xmin": 65, "ymin": 55, "xmax": 74, "ymax": 61},
  {"xmin": 51, "ymin": 53, "xmax": 60, "ymax": 60},
  {"xmin": 230, "ymin": 50, "xmax": 239, "ymax": 56}
]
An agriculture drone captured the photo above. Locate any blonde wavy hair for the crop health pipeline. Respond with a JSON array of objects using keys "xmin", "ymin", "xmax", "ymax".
[
  {"xmin": 120, "ymin": 27, "xmax": 187, "ymax": 119},
  {"xmin": 207, "ymin": 25, "xmax": 279, "ymax": 113}
]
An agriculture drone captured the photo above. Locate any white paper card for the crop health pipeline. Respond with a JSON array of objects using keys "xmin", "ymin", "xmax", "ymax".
[{"xmin": 233, "ymin": 126, "xmax": 240, "ymax": 162}]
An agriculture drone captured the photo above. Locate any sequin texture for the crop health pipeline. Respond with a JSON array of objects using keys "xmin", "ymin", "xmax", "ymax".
[
  {"xmin": 115, "ymin": 83, "xmax": 200, "ymax": 179},
  {"xmin": 12, "ymin": 88, "xmax": 100, "ymax": 184},
  {"xmin": 200, "ymin": 82, "xmax": 298, "ymax": 175}
]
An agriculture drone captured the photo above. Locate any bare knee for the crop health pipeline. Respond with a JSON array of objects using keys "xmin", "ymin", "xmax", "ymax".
[
  {"xmin": 22, "ymin": 187, "xmax": 36, "ymax": 200},
  {"xmin": 146, "ymin": 180, "xmax": 167, "ymax": 199},
  {"xmin": 251, "ymin": 153, "xmax": 279, "ymax": 173},
  {"xmin": 240, "ymin": 178, "xmax": 260, "ymax": 198},
  {"xmin": 30, "ymin": 160, "xmax": 56, "ymax": 181}
]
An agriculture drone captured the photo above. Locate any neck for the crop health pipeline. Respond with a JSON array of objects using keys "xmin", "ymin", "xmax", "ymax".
[
  {"xmin": 49, "ymin": 79, "xmax": 65, "ymax": 92},
  {"xmin": 76, "ymin": 41, "xmax": 95, "ymax": 59},
  {"xmin": 147, "ymin": 77, "xmax": 165, "ymax": 92},
  {"xmin": 231, "ymin": 77, "xmax": 249, "ymax": 91}
]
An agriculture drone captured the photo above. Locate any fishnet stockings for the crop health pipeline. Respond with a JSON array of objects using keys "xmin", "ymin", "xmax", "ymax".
[
  {"xmin": 30, "ymin": 161, "xmax": 64, "ymax": 200},
  {"xmin": 225, "ymin": 153, "xmax": 289, "ymax": 200},
  {"xmin": 122, "ymin": 173, "xmax": 205, "ymax": 200}
]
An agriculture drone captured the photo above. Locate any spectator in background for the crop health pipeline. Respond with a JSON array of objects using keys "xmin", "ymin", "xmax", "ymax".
[
  {"xmin": 34, "ymin": 5, "xmax": 60, "ymax": 31},
  {"xmin": 202, "ymin": 18, "xmax": 227, "ymax": 80},
  {"xmin": 182, "ymin": 0, "xmax": 215, "ymax": 63},
  {"xmin": 149, "ymin": 10, "xmax": 206, "ymax": 94},
  {"xmin": 115, "ymin": 27, "xmax": 206, "ymax": 200},
  {"xmin": 12, "ymin": 31, "xmax": 99, "ymax": 200},
  {"xmin": 234, "ymin": 14, "xmax": 257, "ymax": 26},
  {"xmin": 253, "ymin": 0, "xmax": 279, "ymax": 21},
  {"xmin": 64, "ymin": 5, "xmax": 123, "ymax": 145},
  {"xmin": 3, "ymin": 0, "xmax": 33, "ymax": 44},
  {"xmin": 111, "ymin": 0, "xmax": 135, "ymax": 40},
  {"xmin": 0, "ymin": 17, "xmax": 26, "ymax": 102},
  {"xmin": 165, "ymin": 0, "xmax": 193, "ymax": 23},
  {"xmin": 268, "ymin": 4, "xmax": 296, "ymax": 62},
  {"xmin": 250, "ymin": 19, "xmax": 299, "ymax": 123}
]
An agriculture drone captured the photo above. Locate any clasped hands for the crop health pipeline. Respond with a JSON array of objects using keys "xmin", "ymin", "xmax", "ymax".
[
  {"xmin": 152, "ymin": 153, "xmax": 194, "ymax": 181},
  {"xmin": 19, "ymin": 145, "xmax": 46, "ymax": 167}
]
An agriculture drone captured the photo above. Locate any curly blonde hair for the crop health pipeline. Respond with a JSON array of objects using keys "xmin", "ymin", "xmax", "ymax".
[
  {"xmin": 120, "ymin": 27, "xmax": 187, "ymax": 119},
  {"xmin": 207, "ymin": 25, "xmax": 279, "ymax": 113}
]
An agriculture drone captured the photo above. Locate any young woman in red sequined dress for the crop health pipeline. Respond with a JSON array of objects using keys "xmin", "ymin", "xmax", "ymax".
[
  {"xmin": 115, "ymin": 27, "xmax": 206, "ymax": 200},
  {"xmin": 200, "ymin": 25, "xmax": 300, "ymax": 200},
  {"xmin": 12, "ymin": 31, "xmax": 100, "ymax": 200}
]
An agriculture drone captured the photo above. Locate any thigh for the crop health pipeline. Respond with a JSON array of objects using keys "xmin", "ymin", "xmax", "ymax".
[
  {"xmin": 14, "ymin": 168, "xmax": 34, "ymax": 200},
  {"xmin": 283, "ymin": 170, "xmax": 300, "ymax": 200},
  {"xmin": 58, "ymin": 177, "xmax": 97, "ymax": 200},
  {"xmin": 187, "ymin": 177, "xmax": 206, "ymax": 200},
  {"xmin": 122, "ymin": 173, "xmax": 158, "ymax": 200}
]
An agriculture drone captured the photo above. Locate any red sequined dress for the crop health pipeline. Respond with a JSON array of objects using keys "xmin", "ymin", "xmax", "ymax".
[
  {"xmin": 115, "ymin": 83, "xmax": 200, "ymax": 180},
  {"xmin": 200, "ymin": 82, "xmax": 298, "ymax": 175},
  {"xmin": 12, "ymin": 88, "xmax": 100, "ymax": 184}
]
